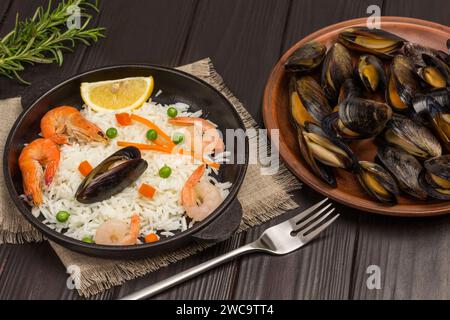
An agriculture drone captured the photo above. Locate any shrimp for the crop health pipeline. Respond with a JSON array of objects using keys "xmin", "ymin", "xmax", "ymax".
[
  {"xmin": 181, "ymin": 165, "xmax": 223, "ymax": 222},
  {"xmin": 18, "ymin": 138, "xmax": 60, "ymax": 206},
  {"xmin": 94, "ymin": 214, "xmax": 141, "ymax": 246},
  {"xmin": 169, "ymin": 117, "xmax": 225, "ymax": 155},
  {"xmin": 41, "ymin": 106, "xmax": 107, "ymax": 145}
]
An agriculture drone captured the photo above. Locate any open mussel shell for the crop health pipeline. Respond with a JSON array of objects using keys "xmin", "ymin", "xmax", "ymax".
[
  {"xmin": 76, "ymin": 147, "xmax": 148, "ymax": 204},
  {"xmin": 296, "ymin": 126, "xmax": 336, "ymax": 187},
  {"xmin": 325, "ymin": 97, "xmax": 392, "ymax": 140},
  {"xmin": 338, "ymin": 27, "xmax": 405, "ymax": 58},
  {"xmin": 383, "ymin": 113, "xmax": 442, "ymax": 159},
  {"xmin": 417, "ymin": 54, "xmax": 450, "ymax": 89},
  {"xmin": 303, "ymin": 122, "xmax": 357, "ymax": 171},
  {"xmin": 358, "ymin": 55, "xmax": 386, "ymax": 93},
  {"xmin": 386, "ymin": 55, "xmax": 421, "ymax": 112},
  {"xmin": 376, "ymin": 145, "xmax": 427, "ymax": 200},
  {"xmin": 321, "ymin": 43, "xmax": 353, "ymax": 101},
  {"xmin": 356, "ymin": 161, "xmax": 399, "ymax": 205},
  {"xmin": 413, "ymin": 96, "xmax": 450, "ymax": 152},
  {"xmin": 285, "ymin": 41, "xmax": 327, "ymax": 73},
  {"xmin": 290, "ymin": 76, "xmax": 332, "ymax": 128},
  {"xmin": 420, "ymin": 155, "xmax": 450, "ymax": 200},
  {"xmin": 413, "ymin": 88, "xmax": 450, "ymax": 115},
  {"xmin": 403, "ymin": 42, "xmax": 440, "ymax": 67}
]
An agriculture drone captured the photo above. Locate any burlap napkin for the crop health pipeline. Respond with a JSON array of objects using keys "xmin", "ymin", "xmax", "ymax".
[{"xmin": 0, "ymin": 58, "xmax": 301, "ymax": 297}]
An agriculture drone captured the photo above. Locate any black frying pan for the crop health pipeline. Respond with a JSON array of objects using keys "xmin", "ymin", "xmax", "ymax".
[{"xmin": 3, "ymin": 65, "xmax": 249, "ymax": 259}]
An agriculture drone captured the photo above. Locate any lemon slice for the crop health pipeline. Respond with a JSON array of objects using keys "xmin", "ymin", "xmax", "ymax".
[{"xmin": 81, "ymin": 76, "xmax": 154, "ymax": 112}]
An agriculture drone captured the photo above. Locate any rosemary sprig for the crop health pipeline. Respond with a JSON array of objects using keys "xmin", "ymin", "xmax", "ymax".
[{"xmin": 0, "ymin": 0, "xmax": 105, "ymax": 84}]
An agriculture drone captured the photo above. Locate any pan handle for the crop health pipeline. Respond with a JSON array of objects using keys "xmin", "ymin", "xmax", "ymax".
[{"xmin": 191, "ymin": 198, "xmax": 243, "ymax": 243}]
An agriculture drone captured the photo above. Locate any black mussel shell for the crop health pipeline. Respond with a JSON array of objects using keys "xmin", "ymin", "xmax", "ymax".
[
  {"xmin": 76, "ymin": 147, "xmax": 148, "ymax": 204},
  {"xmin": 338, "ymin": 27, "xmax": 405, "ymax": 58},
  {"xmin": 285, "ymin": 41, "xmax": 327, "ymax": 73},
  {"xmin": 403, "ymin": 42, "xmax": 440, "ymax": 67},
  {"xmin": 376, "ymin": 145, "xmax": 427, "ymax": 200},
  {"xmin": 358, "ymin": 54, "xmax": 386, "ymax": 93},
  {"xmin": 413, "ymin": 88, "xmax": 450, "ymax": 115},
  {"xmin": 356, "ymin": 161, "xmax": 399, "ymax": 205},
  {"xmin": 296, "ymin": 126, "xmax": 336, "ymax": 187},
  {"xmin": 386, "ymin": 55, "xmax": 422, "ymax": 112},
  {"xmin": 424, "ymin": 155, "xmax": 450, "ymax": 181},
  {"xmin": 418, "ymin": 54, "xmax": 450, "ymax": 89},
  {"xmin": 321, "ymin": 43, "xmax": 353, "ymax": 101},
  {"xmin": 291, "ymin": 76, "xmax": 332, "ymax": 127},
  {"xmin": 383, "ymin": 113, "xmax": 442, "ymax": 159},
  {"xmin": 338, "ymin": 78, "xmax": 362, "ymax": 105},
  {"xmin": 419, "ymin": 170, "xmax": 450, "ymax": 201},
  {"xmin": 339, "ymin": 97, "xmax": 392, "ymax": 138},
  {"xmin": 303, "ymin": 122, "xmax": 357, "ymax": 171}
]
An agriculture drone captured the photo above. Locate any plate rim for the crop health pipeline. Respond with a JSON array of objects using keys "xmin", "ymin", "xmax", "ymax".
[{"xmin": 263, "ymin": 17, "xmax": 450, "ymax": 217}]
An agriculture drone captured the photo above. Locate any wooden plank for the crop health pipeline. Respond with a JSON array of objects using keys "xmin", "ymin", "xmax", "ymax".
[
  {"xmin": 0, "ymin": 0, "xmax": 96, "ymax": 102},
  {"xmin": 78, "ymin": 0, "xmax": 198, "ymax": 71},
  {"xmin": 180, "ymin": 0, "xmax": 292, "ymax": 124},
  {"xmin": 351, "ymin": 0, "xmax": 450, "ymax": 300}
]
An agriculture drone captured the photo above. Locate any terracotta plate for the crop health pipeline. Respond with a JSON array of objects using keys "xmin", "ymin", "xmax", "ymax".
[{"xmin": 263, "ymin": 17, "xmax": 450, "ymax": 217}]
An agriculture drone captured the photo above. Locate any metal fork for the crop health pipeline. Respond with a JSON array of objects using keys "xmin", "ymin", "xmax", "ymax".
[{"xmin": 120, "ymin": 198, "xmax": 338, "ymax": 300}]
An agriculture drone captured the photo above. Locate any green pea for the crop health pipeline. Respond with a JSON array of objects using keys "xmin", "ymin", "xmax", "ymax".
[
  {"xmin": 106, "ymin": 127, "xmax": 118, "ymax": 139},
  {"xmin": 172, "ymin": 132, "xmax": 185, "ymax": 145},
  {"xmin": 146, "ymin": 129, "xmax": 158, "ymax": 141},
  {"xmin": 167, "ymin": 107, "xmax": 178, "ymax": 118},
  {"xmin": 82, "ymin": 236, "xmax": 94, "ymax": 244},
  {"xmin": 159, "ymin": 165, "xmax": 172, "ymax": 179},
  {"xmin": 56, "ymin": 211, "xmax": 70, "ymax": 223}
]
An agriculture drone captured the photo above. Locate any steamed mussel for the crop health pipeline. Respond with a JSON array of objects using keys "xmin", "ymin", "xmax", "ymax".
[
  {"xmin": 297, "ymin": 122, "xmax": 357, "ymax": 187},
  {"xmin": 321, "ymin": 43, "xmax": 353, "ymax": 101},
  {"xmin": 386, "ymin": 55, "xmax": 422, "ymax": 112},
  {"xmin": 376, "ymin": 145, "xmax": 427, "ymax": 200},
  {"xmin": 338, "ymin": 78, "xmax": 362, "ymax": 105},
  {"xmin": 289, "ymin": 76, "xmax": 332, "ymax": 128},
  {"xmin": 419, "ymin": 155, "xmax": 450, "ymax": 200},
  {"xmin": 358, "ymin": 55, "xmax": 386, "ymax": 93},
  {"xmin": 285, "ymin": 41, "xmax": 327, "ymax": 73},
  {"xmin": 356, "ymin": 161, "xmax": 399, "ymax": 205},
  {"xmin": 338, "ymin": 27, "xmax": 405, "ymax": 58},
  {"xmin": 413, "ymin": 95, "xmax": 450, "ymax": 152},
  {"xmin": 323, "ymin": 97, "xmax": 392, "ymax": 140},
  {"xmin": 383, "ymin": 113, "xmax": 442, "ymax": 159},
  {"xmin": 417, "ymin": 54, "xmax": 450, "ymax": 89},
  {"xmin": 76, "ymin": 147, "xmax": 148, "ymax": 204}
]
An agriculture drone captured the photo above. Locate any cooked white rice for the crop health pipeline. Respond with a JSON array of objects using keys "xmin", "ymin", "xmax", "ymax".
[{"xmin": 32, "ymin": 100, "xmax": 232, "ymax": 241}]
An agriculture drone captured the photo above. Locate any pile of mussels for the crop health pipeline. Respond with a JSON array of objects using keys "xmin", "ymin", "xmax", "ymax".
[{"xmin": 286, "ymin": 27, "xmax": 450, "ymax": 205}]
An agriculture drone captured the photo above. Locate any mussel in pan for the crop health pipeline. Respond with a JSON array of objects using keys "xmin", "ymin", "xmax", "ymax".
[
  {"xmin": 413, "ymin": 88, "xmax": 450, "ymax": 113},
  {"xmin": 76, "ymin": 147, "xmax": 148, "ymax": 204},
  {"xmin": 383, "ymin": 113, "xmax": 442, "ymax": 159},
  {"xmin": 338, "ymin": 27, "xmax": 405, "ymax": 58},
  {"xmin": 419, "ymin": 155, "xmax": 450, "ymax": 200},
  {"xmin": 323, "ymin": 97, "xmax": 392, "ymax": 140},
  {"xmin": 285, "ymin": 41, "xmax": 327, "ymax": 73},
  {"xmin": 321, "ymin": 43, "xmax": 354, "ymax": 101},
  {"xmin": 356, "ymin": 161, "xmax": 399, "ymax": 205},
  {"xmin": 386, "ymin": 55, "xmax": 422, "ymax": 112},
  {"xmin": 376, "ymin": 145, "xmax": 427, "ymax": 200},
  {"xmin": 289, "ymin": 76, "xmax": 332, "ymax": 128},
  {"xmin": 358, "ymin": 55, "xmax": 386, "ymax": 93}
]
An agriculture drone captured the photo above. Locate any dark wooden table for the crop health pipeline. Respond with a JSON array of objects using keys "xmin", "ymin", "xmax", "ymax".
[{"xmin": 0, "ymin": 0, "xmax": 449, "ymax": 300}]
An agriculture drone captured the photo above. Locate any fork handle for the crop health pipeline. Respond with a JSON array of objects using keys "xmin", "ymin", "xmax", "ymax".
[{"xmin": 120, "ymin": 243, "xmax": 261, "ymax": 300}]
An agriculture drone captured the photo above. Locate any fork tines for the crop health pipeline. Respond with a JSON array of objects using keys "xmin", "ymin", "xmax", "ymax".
[{"xmin": 290, "ymin": 198, "xmax": 339, "ymax": 241}]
